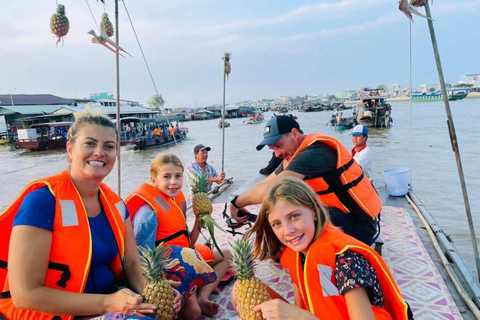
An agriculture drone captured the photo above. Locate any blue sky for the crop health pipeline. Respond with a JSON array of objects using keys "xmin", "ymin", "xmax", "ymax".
[{"xmin": 0, "ymin": 0, "xmax": 478, "ymax": 108}]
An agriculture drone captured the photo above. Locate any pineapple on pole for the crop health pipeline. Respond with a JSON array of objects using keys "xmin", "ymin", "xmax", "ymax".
[
  {"xmin": 221, "ymin": 51, "xmax": 231, "ymax": 172},
  {"xmin": 50, "ymin": 4, "xmax": 70, "ymax": 46},
  {"xmin": 231, "ymin": 239, "xmax": 271, "ymax": 320},
  {"xmin": 139, "ymin": 244, "xmax": 175, "ymax": 320}
]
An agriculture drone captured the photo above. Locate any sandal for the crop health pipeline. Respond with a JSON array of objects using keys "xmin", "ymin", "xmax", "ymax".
[{"xmin": 219, "ymin": 267, "xmax": 236, "ymax": 286}]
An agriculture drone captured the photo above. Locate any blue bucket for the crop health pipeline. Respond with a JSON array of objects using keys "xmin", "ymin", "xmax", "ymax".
[{"xmin": 382, "ymin": 167, "xmax": 410, "ymax": 196}]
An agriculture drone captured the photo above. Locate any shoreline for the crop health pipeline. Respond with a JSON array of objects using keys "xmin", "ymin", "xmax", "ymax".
[{"xmin": 344, "ymin": 92, "xmax": 480, "ymax": 104}]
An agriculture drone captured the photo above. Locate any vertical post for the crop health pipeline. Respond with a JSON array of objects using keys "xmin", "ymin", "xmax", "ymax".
[
  {"xmin": 425, "ymin": 2, "xmax": 480, "ymax": 280},
  {"xmin": 115, "ymin": 0, "xmax": 121, "ymax": 196},
  {"xmin": 221, "ymin": 70, "xmax": 226, "ymax": 172}
]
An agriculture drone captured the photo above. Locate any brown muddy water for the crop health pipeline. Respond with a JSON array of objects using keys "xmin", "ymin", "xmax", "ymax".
[{"xmin": 1, "ymin": 99, "xmax": 479, "ymax": 278}]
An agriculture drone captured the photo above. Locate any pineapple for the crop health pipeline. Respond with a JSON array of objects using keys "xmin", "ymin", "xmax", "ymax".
[
  {"xmin": 139, "ymin": 244, "xmax": 175, "ymax": 320},
  {"xmin": 100, "ymin": 13, "xmax": 114, "ymax": 37},
  {"xmin": 231, "ymin": 239, "xmax": 271, "ymax": 320},
  {"xmin": 222, "ymin": 51, "xmax": 232, "ymax": 80},
  {"xmin": 192, "ymin": 171, "xmax": 212, "ymax": 216},
  {"xmin": 50, "ymin": 4, "xmax": 70, "ymax": 46},
  {"xmin": 191, "ymin": 171, "xmax": 225, "ymax": 257}
]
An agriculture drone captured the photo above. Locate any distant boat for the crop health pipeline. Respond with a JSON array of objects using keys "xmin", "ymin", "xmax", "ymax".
[
  {"xmin": 411, "ymin": 89, "xmax": 469, "ymax": 102},
  {"xmin": 356, "ymin": 96, "xmax": 393, "ymax": 128},
  {"xmin": 15, "ymin": 122, "xmax": 72, "ymax": 151},
  {"xmin": 218, "ymin": 120, "xmax": 230, "ymax": 128}
]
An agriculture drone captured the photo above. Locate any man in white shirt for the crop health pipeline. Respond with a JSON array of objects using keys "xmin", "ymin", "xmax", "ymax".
[{"xmin": 351, "ymin": 125, "xmax": 373, "ymax": 178}]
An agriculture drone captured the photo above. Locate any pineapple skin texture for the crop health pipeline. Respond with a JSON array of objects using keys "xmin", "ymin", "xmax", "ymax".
[
  {"xmin": 236, "ymin": 277, "xmax": 271, "ymax": 320},
  {"xmin": 50, "ymin": 13, "xmax": 69, "ymax": 37},
  {"xmin": 192, "ymin": 192, "xmax": 212, "ymax": 216},
  {"xmin": 143, "ymin": 280, "xmax": 175, "ymax": 320}
]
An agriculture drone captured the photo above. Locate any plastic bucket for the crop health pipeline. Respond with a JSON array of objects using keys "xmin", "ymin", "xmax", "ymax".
[{"xmin": 382, "ymin": 167, "xmax": 410, "ymax": 196}]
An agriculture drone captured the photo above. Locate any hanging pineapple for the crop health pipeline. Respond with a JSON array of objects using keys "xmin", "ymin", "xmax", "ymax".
[
  {"xmin": 100, "ymin": 13, "xmax": 114, "ymax": 37},
  {"xmin": 410, "ymin": 0, "xmax": 429, "ymax": 7},
  {"xmin": 231, "ymin": 239, "xmax": 271, "ymax": 320},
  {"xmin": 223, "ymin": 51, "xmax": 232, "ymax": 80},
  {"xmin": 50, "ymin": 4, "xmax": 70, "ymax": 46},
  {"xmin": 191, "ymin": 171, "xmax": 225, "ymax": 257},
  {"xmin": 139, "ymin": 244, "xmax": 175, "ymax": 320}
]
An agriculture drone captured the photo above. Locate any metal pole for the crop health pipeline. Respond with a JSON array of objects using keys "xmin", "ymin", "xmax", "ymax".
[
  {"xmin": 115, "ymin": 0, "xmax": 121, "ymax": 196},
  {"xmin": 10, "ymin": 88, "xmax": 16, "ymax": 106},
  {"xmin": 221, "ymin": 70, "xmax": 226, "ymax": 172},
  {"xmin": 424, "ymin": 2, "xmax": 480, "ymax": 280}
]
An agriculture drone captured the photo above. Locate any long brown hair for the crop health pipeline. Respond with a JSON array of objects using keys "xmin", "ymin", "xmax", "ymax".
[
  {"xmin": 244, "ymin": 176, "xmax": 330, "ymax": 261},
  {"xmin": 150, "ymin": 153, "xmax": 184, "ymax": 177},
  {"xmin": 67, "ymin": 108, "xmax": 117, "ymax": 144}
]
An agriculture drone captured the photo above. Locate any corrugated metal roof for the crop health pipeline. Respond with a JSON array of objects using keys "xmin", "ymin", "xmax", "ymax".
[
  {"xmin": 0, "ymin": 94, "xmax": 75, "ymax": 106},
  {"xmin": 52, "ymin": 105, "xmax": 159, "ymax": 116},
  {"xmin": 0, "ymin": 105, "xmax": 67, "ymax": 115}
]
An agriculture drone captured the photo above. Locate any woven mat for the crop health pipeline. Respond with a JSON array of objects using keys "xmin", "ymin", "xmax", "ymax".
[{"xmin": 187, "ymin": 204, "xmax": 462, "ymax": 320}]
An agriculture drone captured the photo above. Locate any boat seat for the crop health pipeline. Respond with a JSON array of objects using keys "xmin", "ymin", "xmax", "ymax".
[{"xmin": 371, "ymin": 236, "xmax": 384, "ymax": 256}]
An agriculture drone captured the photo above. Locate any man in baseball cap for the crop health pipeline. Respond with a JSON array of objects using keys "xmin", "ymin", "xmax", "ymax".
[
  {"xmin": 229, "ymin": 115, "xmax": 382, "ymax": 246},
  {"xmin": 185, "ymin": 144, "xmax": 225, "ymax": 202},
  {"xmin": 351, "ymin": 125, "xmax": 373, "ymax": 178}
]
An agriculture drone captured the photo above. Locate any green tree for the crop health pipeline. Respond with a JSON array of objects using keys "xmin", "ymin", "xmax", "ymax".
[
  {"xmin": 148, "ymin": 94, "xmax": 165, "ymax": 111},
  {"xmin": 428, "ymin": 87, "xmax": 436, "ymax": 93}
]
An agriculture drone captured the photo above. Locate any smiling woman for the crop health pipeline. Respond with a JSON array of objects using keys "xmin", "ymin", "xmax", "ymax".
[{"xmin": 0, "ymin": 110, "xmax": 182, "ymax": 319}]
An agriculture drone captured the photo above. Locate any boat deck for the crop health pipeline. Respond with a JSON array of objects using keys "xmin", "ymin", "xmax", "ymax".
[{"xmin": 186, "ymin": 175, "xmax": 477, "ymax": 320}]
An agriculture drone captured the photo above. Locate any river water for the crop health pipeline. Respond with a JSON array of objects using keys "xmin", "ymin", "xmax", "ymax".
[{"xmin": 1, "ymin": 99, "xmax": 479, "ymax": 277}]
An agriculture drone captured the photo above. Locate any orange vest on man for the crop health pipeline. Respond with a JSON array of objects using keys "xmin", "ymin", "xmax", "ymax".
[
  {"xmin": 280, "ymin": 224, "xmax": 412, "ymax": 320},
  {"xmin": 0, "ymin": 170, "xmax": 127, "ymax": 320},
  {"xmin": 125, "ymin": 184, "xmax": 213, "ymax": 261},
  {"xmin": 283, "ymin": 133, "xmax": 381, "ymax": 219}
]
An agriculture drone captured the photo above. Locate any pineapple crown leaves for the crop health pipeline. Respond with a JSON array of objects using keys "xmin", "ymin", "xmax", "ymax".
[
  {"xmin": 138, "ymin": 244, "xmax": 169, "ymax": 282},
  {"xmin": 222, "ymin": 51, "xmax": 231, "ymax": 63},
  {"xmin": 230, "ymin": 238, "xmax": 256, "ymax": 280},
  {"xmin": 56, "ymin": 4, "xmax": 66, "ymax": 14},
  {"xmin": 191, "ymin": 171, "xmax": 209, "ymax": 194},
  {"xmin": 201, "ymin": 215, "xmax": 226, "ymax": 257}
]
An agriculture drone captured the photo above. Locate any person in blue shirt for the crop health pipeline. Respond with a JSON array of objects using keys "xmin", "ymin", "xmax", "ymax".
[{"xmin": 1, "ymin": 110, "xmax": 181, "ymax": 319}]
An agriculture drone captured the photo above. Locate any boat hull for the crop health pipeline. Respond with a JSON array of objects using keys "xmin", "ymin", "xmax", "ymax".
[{"xmin": 126, "ymin": 130, "xmax": 187, "ymax": 151}]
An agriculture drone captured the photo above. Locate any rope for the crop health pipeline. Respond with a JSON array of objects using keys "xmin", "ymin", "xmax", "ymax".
[
  {"xmin": 121, "ymin": 0, "xmax": 185, "ymax": 164},
  {"xmin": 85, "ymin": 0, "xmax": 100, "ymax": 32}
]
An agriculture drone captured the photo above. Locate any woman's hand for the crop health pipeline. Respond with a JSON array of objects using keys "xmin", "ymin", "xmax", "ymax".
[
  {"xmin": 105, "ymin": 288, "xmax": 156, "ymax": 314},
  {"xmin": 253, "ymin": 299, "xmax": 316, "ymax": 320}
]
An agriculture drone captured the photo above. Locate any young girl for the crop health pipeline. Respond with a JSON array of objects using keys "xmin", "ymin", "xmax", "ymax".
[
  {"xmin": 239, "ymin": 176, "xmax": 412, "ymax": 320},
  {"xmin": 125, "ymin": 153, "xmax": 231, "ymax": 320}
]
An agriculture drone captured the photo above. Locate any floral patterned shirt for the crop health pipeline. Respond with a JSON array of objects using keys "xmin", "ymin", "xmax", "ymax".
[{"xmin": 335, "ymin": 249, "xmax": 384, "ymax": 307}]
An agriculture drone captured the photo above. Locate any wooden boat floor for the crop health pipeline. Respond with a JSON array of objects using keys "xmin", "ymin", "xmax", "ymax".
[{"xmin": 187, "ymin": 203, "xmax": 463, "ymax": 320}]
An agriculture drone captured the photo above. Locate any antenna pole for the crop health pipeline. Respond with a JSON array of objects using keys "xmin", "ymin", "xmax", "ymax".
[{"xmin": 425, "ymin": 2, "xmax": 480, "ymax": 280}]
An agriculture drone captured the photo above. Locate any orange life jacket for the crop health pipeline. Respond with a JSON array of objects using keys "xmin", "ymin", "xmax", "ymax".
[
  {"xmin": 125, "ymin": 184, "xmax": 213, "ymax": 261},
  {"xmin": 283, "ymin": 133, "xmax": 381, "ymax": 218},
  {"xmin": 280, "ymin": 224, "xmax": 411, "ymax": 320},
  {"xmin": 0, "ymin": 170, "xmax": 126, "ymax": 320}
]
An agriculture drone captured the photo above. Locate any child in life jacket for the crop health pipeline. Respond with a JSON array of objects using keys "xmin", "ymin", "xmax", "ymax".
[
  {"xmin": 126, "ymin": 153, "xmax": 232, "ymax": 320},
  {"xmin": 235, "ymin": 176, "xmax": 413, "ymax": 320}
]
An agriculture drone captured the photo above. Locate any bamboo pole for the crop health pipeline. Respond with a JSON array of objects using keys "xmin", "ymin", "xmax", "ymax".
[
  {"xmin": 115, "ymin": 0, "xmax": 121, "ymax": 196},
  {"xmin": 424, "ymin": 2, "xmax": 480, "ymax": 281}
]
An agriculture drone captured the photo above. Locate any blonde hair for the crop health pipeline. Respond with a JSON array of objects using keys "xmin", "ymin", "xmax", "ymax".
[
  {"xmin": 244, "ymin": 176, "xmax": 330, "ymax": 261},
  {"xmin": 150, "ymin": 153, "xmax": 184, "ymax": 177},
  {"xmin": 67, "ymin": 108, "xmax": 117, "ymax": 144}
]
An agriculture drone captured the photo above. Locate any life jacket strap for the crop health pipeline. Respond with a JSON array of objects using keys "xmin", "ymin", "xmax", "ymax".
[
  {"xmin": 155, "ymin": 230, "xmax": 188, "ymax": 247},
  {"xmin": 48, "ymin": 261, "xmax": 71, "ymax": 288},
  {"xmin": 0, "ymin": 291, "xmax": 11, "ymax": 299},
  {"xmin": 0, "ymin": 260, "xmax": 6, "ymax": 270}
]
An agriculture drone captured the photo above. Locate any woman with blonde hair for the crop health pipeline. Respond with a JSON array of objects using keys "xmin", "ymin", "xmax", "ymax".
[
  {"xmin": 0, "ymin": 110, "xmax": 180, "ymax": 319},
  {"xmin": 236, "ymin": 176, "xmax": 412, "ymax": 320}
]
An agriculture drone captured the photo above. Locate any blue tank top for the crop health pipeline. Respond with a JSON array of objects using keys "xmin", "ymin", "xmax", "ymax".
[{"xmin": 13, "ymin": 187, "xmax": 127, "ymax": 293}]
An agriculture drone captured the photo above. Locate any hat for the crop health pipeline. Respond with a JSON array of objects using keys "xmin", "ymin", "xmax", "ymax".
[
  {"xmin": 256, "ymin": 116, "xmax": 300, "ymax": 151},
  {"xmin": 194, "ymin": 144, "xmax": 211, "ymax": 153},
  {"xmin": 351, "ymin": 125, "xmax": 368, "ymax": 136}
]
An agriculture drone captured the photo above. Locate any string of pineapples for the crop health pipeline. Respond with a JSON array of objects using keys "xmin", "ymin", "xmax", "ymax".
[
  {"xmin": 50, "ymin": 2, "xmax": 114, "ymax": 46},
  {"xmin": 191, "ymin": 171, "xmax": 226, "ymax": 257}
]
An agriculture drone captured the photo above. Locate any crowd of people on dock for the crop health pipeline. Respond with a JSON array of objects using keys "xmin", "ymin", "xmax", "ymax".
[{"xmin": 0, "ymin": 110, "xmax": 412, "ymax": 320}]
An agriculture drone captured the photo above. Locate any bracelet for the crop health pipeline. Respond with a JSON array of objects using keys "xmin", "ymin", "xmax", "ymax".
[{"xmin": 230, "ymin": 195, "xmax": 241, "ymax": 209}]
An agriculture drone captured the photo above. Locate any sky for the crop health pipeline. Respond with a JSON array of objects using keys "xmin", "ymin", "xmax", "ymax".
[{"xmin": 0, "ymin": 0, "xmax": 478, "ymax": 108}]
